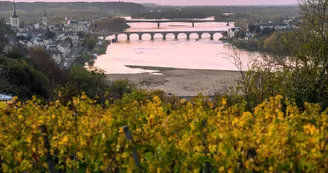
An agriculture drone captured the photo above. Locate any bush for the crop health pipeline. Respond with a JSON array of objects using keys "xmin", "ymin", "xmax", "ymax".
[
  {"xmin": 1, "ymin": 94, "xmax": 327, "ymax": 172},
  {"xmin": 108, "ymin": 79, "xmax": 136, "ymax": 100},
  {"xmin": 0, "ymin": 57, "xmax": 51, "ymax": 99}
]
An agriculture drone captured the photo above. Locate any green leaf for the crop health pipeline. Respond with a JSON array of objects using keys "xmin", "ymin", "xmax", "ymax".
[{"xmin": 145, "ymin": 152, "xmax": 153, "ymax": 161}]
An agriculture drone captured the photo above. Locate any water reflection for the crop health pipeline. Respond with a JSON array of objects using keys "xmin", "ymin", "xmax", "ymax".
[{"xmin": 94, "ymin": 17, "xmax": 259, "ymax": 74}]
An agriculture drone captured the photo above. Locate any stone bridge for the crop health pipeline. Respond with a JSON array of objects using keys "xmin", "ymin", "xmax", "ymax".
[
  {"xmin": 111, "ymin": 30, "xmax": 228, "ymax": 41},
  {"xmin": 126, "ymin": 19, "xmax": 226, "ymax": 28}
]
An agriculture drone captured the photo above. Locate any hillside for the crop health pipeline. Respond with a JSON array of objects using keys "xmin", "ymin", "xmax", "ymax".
[
  {"xmin": 0, "ymin": 1, "xmax": 146, "ymax": 12},
  {"xmin": 0, "ymin": 1, "xmax": 146, "ymax": 24}
]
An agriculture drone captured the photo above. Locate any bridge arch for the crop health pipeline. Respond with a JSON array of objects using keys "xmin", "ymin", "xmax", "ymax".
[
  {"xmin": 164, "ymin": 33, "xmax": 177, "ymax": 40},
  {"xmin": 153, "ymin": 33, "xmax": 164, "ymax": 40},
  {"xmin": 127, "ymin": 33, "xmax": 140, "ymax": 40},
  {"xmin": 114, "ymin": 33, "xmax": 128, "ymax": 40},
  {"xmin": 201, "ymin": 32, "xmax": 211, "ymax": 39},
  {"xmin": 189, "ymin": 33, "xmax": 201, "ymax": 39},
  {"xmin": 111, "ymin": 30, "xmax": 226, "ymax": 41},
  {"xmin": 213, "ymin": 32, "xmax": 223, "ymax": 39},
  {"xmin": 140, "ymin": 33, "xmax": 152, "ymax": 40},
  {"xmin": 178, "ymin": 33, "xmax": 187, "ymax": 39}
]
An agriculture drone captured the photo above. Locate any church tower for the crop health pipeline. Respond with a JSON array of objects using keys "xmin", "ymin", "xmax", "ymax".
[
  {"xmin": 42, "ymin": 9, "xmax": 48, "ymax": 26},
  {"xmin": 10, "ymin": 0, "xmax": 19, "ymax": 27}
]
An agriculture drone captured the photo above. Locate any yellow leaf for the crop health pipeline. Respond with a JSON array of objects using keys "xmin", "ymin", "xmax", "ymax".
[
  {"xmin": 59, "ymin": 135, "xmax": 69, "ymax": 145},
  {"xmin": 219, "ymin": 166, "xmax": 225, "ymax": 172},
  {"xmin": 303, "ymin": 124, "xmax": 316, "ymax": 135},
  {"xmin": 221, "ymin": 98, "xmax": 227, "ymax": 105},
  {"xmin": 2, "ymin": 163, "xmax": 9, "ymax": 172}
]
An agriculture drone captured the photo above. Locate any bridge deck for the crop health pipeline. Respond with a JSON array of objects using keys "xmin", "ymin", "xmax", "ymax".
[
  {"xmin": 126, "ymin": 20, "xmax": 216, "ymax": 23},
  {"xmin": 118, "ymin": 30, "xmax": 227, "ymax": 34}
]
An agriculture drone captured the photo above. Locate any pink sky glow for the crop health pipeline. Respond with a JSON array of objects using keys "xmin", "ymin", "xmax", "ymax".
[{"xmin": 1, "ymin": 0, "xmax": 299, "ymax": 6}]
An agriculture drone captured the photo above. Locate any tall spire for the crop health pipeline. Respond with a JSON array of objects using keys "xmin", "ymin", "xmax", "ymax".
[
  {"xmin": 43, "ymin": 9, "xmax": 46, "ymax": 17},
  {"xmin": 12, "ymin": 0, "xmax": 18, "ymax": 18}
]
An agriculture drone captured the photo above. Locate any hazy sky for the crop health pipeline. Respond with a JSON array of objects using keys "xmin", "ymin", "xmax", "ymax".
[{"xmin": 4, "ymin": 0, "xmax": 299, "ymax": 6}]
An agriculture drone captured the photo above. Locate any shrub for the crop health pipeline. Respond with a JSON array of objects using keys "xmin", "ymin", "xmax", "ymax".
[{"xmin": 0, "ymin": 94, "xmax": 327, "ymax": 172}]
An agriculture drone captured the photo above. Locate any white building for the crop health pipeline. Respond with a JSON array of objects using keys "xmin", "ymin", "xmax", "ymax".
[
  {"xmin": 228, "ymin": 27, "xmax": 241, "ymax": 38},
  {"xmin": 10, "ymin": 0, "xmax": 20, "ymax": 28},
  {"xmin": 275, "ymin": 24, "xmax": 289, "ymax": 31},
  {"xmin": 42, "ymin": 9, "xmax": 48, "ymax": 26},
  {"xmin": 0, "ymin": 94, "xmax": 13, "ymax": 102},
  {"xmin": 65, "ymin": 20, "xmax": 89, "ymax": 33}
]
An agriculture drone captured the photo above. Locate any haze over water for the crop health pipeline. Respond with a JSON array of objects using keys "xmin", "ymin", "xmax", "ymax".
[{"xmin": 94, "ymin": 17, "xmax": 259, "ymax": 74}]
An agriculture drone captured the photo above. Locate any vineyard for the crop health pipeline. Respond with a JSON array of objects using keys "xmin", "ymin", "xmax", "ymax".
[{"xmin": 0, "ymin": 93, "xmax": 327, "ymax": 172}]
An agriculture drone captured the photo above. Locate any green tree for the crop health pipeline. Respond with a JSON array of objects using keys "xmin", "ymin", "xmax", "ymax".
[
  {"xmin": 283, "ymin": 0, "xmax": 328, "ymax": 106},
  {"xmin": 234, "ymin": 0, "xmax": 328, "ymax": 109},
  {"xmin": 86, "ymin": 38, "xmax": 97, "ymax": 50},
  {"xmin": 92, "ymin": 17, "xmax": 130, "ymax": 32},
  {"xmin": 0, "ymin": 57, "xmax": 51, "ymax": 99},
  {"xmin": 28, "ymin": 47, "xmax": 69, "ymax": 88},
  {"xmin": 68, "ymin": 66, "xmax": 110, "ymax": 100},
  {"xmin": 0, "ymin": 19, "xmax": 14, "ymax": 54}
]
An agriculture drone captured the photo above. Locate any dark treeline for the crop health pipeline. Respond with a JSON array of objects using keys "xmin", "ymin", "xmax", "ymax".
[
  {"xmin": 215, "ymin": 6, "xmax": 300, "ymax": 22},
  {"xmin": 92, "ymin": 17, "xmax": 130, "ymax": 32},
  {"xmin": 132, "ymin": 6, "xmax": 299, "ymax": 20},
  {"xmin": 0, "ymin": 1, "xmax": 146, "ymax": 12},
  {"xmin": 0, "ymin": 1, "xmax": 146, "ymax": 24},
  {"xmin": 132, "ymin": 9, "xmax": 209, "ymax": 19}
]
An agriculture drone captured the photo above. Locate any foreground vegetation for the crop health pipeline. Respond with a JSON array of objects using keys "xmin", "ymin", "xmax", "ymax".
[
  {"xmin": 1, "ymin": 1, "xmax": 328, "ymax": 172},
  {"xmin": 0, "ymin": 93, "xmax": 327, "ymax": 172}
]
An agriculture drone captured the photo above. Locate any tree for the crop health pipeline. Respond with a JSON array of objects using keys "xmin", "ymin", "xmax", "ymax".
[
  {"xmin": 68, "ymin": 66, "xmax": 110, "ymax": 101},
  {"xmin": 0, "ymin": 19, "xmax": 14, "ymax": 55},
  {"xmin": 283, "ymin": 0, "xmax": 328, "ymax": 106},
  {"xmin": 234, "ymin": 19, "xmax": 250, "ymax": 31},
  {"xmin": 263, "ymin": 32, "xmax": 291, "ymax": 56},
  {"xmin": 86, "ymin": 38, "xmax": 97, "ymax": 50},
  {"xmin": 228, "ymin": 0, "xmax": 328, "ymax": 109},
  {"xmin": 0, "ymin": 57, "xmax": 51, "ymax": 99},
  {"xmin": 0, "ymin": 63, "xmax": 9, "ymax": 93},
  {"xmin": 234, "ymin": 31, "xmax": 240, "ymax": 38},
  {"xmin": 28, "ymin": 47, "xmax": 69, "ymax": 87},
  {"xmin": 239, "ymin": 30, "xmax": 247, "ymax": 38},
  {"xmin": 92, "ymin": 17, "xmax": 130, "ymax": 32}
]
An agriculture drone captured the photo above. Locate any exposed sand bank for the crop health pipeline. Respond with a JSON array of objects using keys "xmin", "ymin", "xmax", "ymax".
[{"xmin": 106, "ymin": 66, "xmax": 241, "ymax": 96}]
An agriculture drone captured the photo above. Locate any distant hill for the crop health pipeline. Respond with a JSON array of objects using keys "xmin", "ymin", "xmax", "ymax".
[
  {"xmin": 0, "ymin": 1, "xmax": 146, "ymax": 12},
  {"xmin": 0, "ymin": 1, "xmax": 146, "ymax": 24},
  {"xmin": 141, "ymin": 3, "xmax": 163, "ymax": 8}
]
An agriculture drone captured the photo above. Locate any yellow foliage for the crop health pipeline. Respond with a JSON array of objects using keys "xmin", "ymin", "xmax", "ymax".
[{"xmin": 0, "ymin": 95, "xmax": 327, "ymax": 172}]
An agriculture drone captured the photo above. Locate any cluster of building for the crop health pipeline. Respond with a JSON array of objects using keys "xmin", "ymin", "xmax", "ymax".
[
  {"xmin": 227, "ymin": 17, "xmax": 301, "ymax": 39},
  {"xmin": 4, "ymin": 0, "xmax": 93, "ymax": 67},
  {"xmin": 248, "ymin": 18, "xmax": 300, "ymax": 33}
]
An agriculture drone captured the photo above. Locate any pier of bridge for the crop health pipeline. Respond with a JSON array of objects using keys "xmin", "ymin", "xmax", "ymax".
[{"xmin": 111, "ymin": 31, "xmax": 227, "ymax": 41}]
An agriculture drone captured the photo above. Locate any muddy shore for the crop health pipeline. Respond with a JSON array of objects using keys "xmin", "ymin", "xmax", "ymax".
[{"xmin": 106, "ymin": 66, "xmax": 241, "ymax": 96}]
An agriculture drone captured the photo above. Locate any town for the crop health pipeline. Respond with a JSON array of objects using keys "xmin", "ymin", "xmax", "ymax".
[{"xmin": 2, "ymin": 0, "xmax": 106, "ymax": 69}]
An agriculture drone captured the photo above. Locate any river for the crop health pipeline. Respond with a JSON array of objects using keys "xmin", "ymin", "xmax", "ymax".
[{"xmin": 93, "ymin": 17, "xmax": 259, "ymax": 74}]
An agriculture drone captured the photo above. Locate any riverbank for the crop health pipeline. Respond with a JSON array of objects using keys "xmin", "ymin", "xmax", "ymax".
[
  {"xmin": 106, "ymin": 65, "xmax": 241, "ymax": 96},
  {"xmin": 75, "ymin": 40, "xmax": 110, "ymax": 66}
]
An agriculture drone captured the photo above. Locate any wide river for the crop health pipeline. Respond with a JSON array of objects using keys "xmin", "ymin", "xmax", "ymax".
[{"xmin": 94, "ymin": 17, "xmax": 259, "ymax": 74}]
